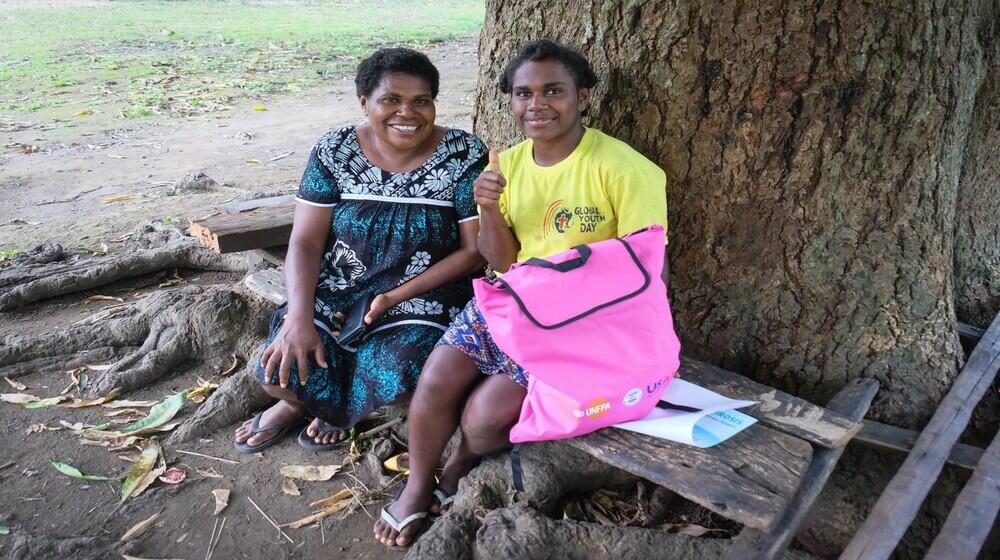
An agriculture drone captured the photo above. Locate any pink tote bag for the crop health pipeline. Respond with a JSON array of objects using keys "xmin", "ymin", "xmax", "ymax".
[{"xmin": 473, "ymin": 225, "xmax": 681, "ymax": 444}]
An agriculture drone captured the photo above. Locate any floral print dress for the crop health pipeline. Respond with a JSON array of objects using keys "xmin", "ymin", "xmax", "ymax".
[{"xmin": 255, "ymin": 126, "xmax": 486, "ymax": 428}]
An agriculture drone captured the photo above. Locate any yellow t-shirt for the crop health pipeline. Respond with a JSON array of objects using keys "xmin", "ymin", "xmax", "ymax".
[{"xmin": 495, "ymin": 127, "xmax": 667, "ymax": 263}]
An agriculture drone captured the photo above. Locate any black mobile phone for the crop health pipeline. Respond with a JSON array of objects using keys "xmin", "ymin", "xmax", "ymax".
[{"xmin": 335, "ymin": 292, "xmax": 376, "ymax": 346}]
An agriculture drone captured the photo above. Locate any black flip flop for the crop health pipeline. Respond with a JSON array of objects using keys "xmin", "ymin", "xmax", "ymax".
[
  {"xmin": 297, "ymin": 419, "xmax": 348, "ymax": 452},
  {"xmin": 233, "ymin": 412, "xmax": 306, "ymax": 454}
]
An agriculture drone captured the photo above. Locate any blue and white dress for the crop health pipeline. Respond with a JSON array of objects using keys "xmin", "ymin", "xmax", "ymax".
[{"xmin": 255, "ymin": 126, "xmax": 486, "ymax": 428}]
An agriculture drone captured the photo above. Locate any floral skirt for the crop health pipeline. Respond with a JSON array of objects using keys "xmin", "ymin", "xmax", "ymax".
[
  {"xmin": 255, "ymin": 308, "xmax": 441, "ymax": 428},
  {"xmin": 437, "ymin": 298, "xmax": 529, "ymax": 388}
]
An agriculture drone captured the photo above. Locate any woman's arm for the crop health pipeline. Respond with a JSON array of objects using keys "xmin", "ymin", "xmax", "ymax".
[
  {"xmin": 474, "ymin": 150, "xmax": 520, "ymax": 272},
  {"xmin": 365, "ymin": 220, "xmax": 485, "ymax": 323},
  {"xmin": 262, "ymin": 202, "xmax": 333, "ymax": 387}
]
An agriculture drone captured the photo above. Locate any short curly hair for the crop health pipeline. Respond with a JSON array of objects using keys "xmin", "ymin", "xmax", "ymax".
[
  {"xmin": 498, "ymin": 39, "xmax": 598, "ymax": 94},
  {"xmin": 355, "ymin": 48, "xmax": 440, "ymax": 98}
]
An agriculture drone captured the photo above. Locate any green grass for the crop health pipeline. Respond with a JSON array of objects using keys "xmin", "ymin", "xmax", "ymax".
[{"xmin": 0, "ymin": 0, "xmax": 485, "ymax": 118}]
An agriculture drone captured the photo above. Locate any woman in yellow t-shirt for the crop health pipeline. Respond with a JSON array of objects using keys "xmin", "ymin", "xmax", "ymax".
[{"xmin": 374, "ymin": 39, "xmax": 668, "ymax": 549}]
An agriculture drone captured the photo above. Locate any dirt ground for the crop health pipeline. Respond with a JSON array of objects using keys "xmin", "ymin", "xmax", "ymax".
[{"xmin": 0, "ymin": 37, "xmax": 480, "ymax": 559}]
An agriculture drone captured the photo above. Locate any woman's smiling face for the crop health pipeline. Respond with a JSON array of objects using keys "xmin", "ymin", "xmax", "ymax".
[
  {"xmin": 510, "ymin": 59, "xmax": 590, "ymax": 143},
  {"xmin": 361, "ymin": 72, "xmax": 437, "ymax": 150}
]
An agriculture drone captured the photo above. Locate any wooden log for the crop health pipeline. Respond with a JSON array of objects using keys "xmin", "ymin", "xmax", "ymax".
[
  {"xmin": 189, "ymin": 202, "xmax": 294, "ymax": 253},
  {"xmin": 680, "ymin": 358, "xmax": 861, "ymax": 449},
  {"xmin": 243, "ymin": 268, "xmax": 286, "ymax": 306},
  {"xmin": 220, "ymin": 194, "xmax": 295, "ymax": 215},
  {"xmin": 924, "ymin": 426, "xmax": 1000, "ymax": 559},
  {"xmin": 854, "ymin": 419, "xmax": 983, "ymax": 471},
  {"xmin": 567, "ymin": 421, "xmax": 813, "ymax": 532},
  {"xmin": 728, "ymin": 378, "xmax": 880, "ymax": 559},
  {"xmin": 840, "ymin": 310, "xmax": 1000, "ymax": 560}
]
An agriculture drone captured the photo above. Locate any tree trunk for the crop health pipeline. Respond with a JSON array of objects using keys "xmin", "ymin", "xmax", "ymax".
[
  {"xmin": 474, "ymin": 0, "xmax": 996, "ymax": 428},
  {"xmin": 954, "ymin": 10, "xmax": 1000, "ymax": 329}
]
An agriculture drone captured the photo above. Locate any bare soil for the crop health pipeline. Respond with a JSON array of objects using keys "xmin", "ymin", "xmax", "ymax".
[{"xmin": 0, "ymin": 38, "xmax": 480, "ymax": 559}]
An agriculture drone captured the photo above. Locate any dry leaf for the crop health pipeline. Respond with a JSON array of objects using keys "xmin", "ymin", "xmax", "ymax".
[
  {"xmin": 120, "ymin": 512, "xmax": 159, "ymax": 542},
  {"xmin": 76, "ymin": 109, "xmax": 93, "ymax": 116},
  {"xmin": 218, "ymin": 353, "xmax": 241, "ymax": 377},
  {"xmin": 195, "ymin": 467, "xmax": 222, "ymax": 479},
  {"xmin": 245, "ymin": 158, "xmax": 261, "ymax": 164},
  {"xmin": 24, "ymin": 396, "xmax": 69, "ymax": 409},
  {"xmin": 82, "ymin": 295, "xmax": 124, "ymax": 304},
  {"xmin": 158, "ymin": 467, "xmax": 186, "ymax": 485},
  {"xmin": 102, "ymin": 408, "xmax": 142, "ymax": 417},
  {"xmin": 212, "ymin": 488, "xmax": 230, "ymax": 515},
  {"xmin": 3, "ymin": 377, "xmax": 26, "ymax": 391},
  {"xmin": 84, "ymin": 363, "xmax": 113, "ymax": 372},
  {"xmin": 308, "ymin": 488, "xmax": 352, "ymax": 510},
  {"xmin": 279, "ymin": 464, "xmax": 341, "ymax": 482},
  {"xmin": 1, "ymin": 393, "xmax": 39, "ymax": 404},
  {"xmin": 100, "ymin": 194, "xmax": 138, "ymax": 204},
  {"xmin": 675, "ymin": 524, "xmax": 716, "ymax": 537},
  {"xmin": 121, "ymin": 442, "xmax": 161, "ymax": 502},
  {"xmin": 27, "ymin": 423, "xmax": 62, "ymax": 433},
  {"xmin": 62, "ymin": 387, "xmax": 121, "ymax": 408},
  {"xmin": 281, "ymin": 478, "xmax": 300, "ymax": 496},
  {"xmin": 286, "ymin": 490, "xmax": 354, "ymax": 529},
  {"xmin": 103, "ymin": 400, "xmax": 158, "ymax": 408},
  {"xmin": 185, "ymin": 381, "xmax": 218, "ymax": 404},
  {"xmin": 253, "ymin": 105, "xmax": 267, "ymax": 111},
  {"xmin": 131, "ymin": 466, "xmax": 166, "ymax": 499}
]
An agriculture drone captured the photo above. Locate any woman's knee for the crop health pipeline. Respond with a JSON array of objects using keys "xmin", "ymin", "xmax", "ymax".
[{"xmin": 414, "ymin": 346, "xmax": 479, "ymax": 399}]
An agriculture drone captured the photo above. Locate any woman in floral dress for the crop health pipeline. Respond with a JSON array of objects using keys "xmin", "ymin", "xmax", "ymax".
[{"xmin": 234, "ymin": 48, "xmax": 486, "ymax": 452}]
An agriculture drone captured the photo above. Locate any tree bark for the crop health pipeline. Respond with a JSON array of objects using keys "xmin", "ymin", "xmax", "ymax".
[
  {"xmin": 474, "ymin": 0, "xmax": 996, "ymax": 427},
  {"xmin": 953, "ymin": 10, "xmax": 1000, "ymax": 329}
]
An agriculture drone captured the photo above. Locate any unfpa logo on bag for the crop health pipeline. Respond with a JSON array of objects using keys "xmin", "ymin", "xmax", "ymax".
[{"xmin": 573, "ymin": 398, "xmax": 611, "ymax": 419}]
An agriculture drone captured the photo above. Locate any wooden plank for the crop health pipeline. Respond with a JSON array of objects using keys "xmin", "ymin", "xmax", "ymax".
[
  {"xmin": 568, "ymin": 421, "xmax": 813, "ymax": 532},
  {"xmin": 924, "ymin": 426, "xmax": 1000, "ymax": 559},
  {"xmin": 189, "ymin": 202, "xmax": 294, "ymax": 253},
  {"xmin": 729, "ymin": 378, "xmax": 880, "ymax": 559},
  {"xmin": 220, "ymin": 194, "xmax": 295, "ymax": 215},
  {"xmin": 840, "ymin": 310, "xmax": 1000, "ymax": 560},
  {"xmin": 680, "ymin": 358, "xmax": 861, "ymax": 448},
  {"xmin": 957, "ymin": 321, "xmax": 985, "ymax": 344},
  {"xmin": 853, "ymin": 419, "xmax": 983, "ymax": 471},
  {"xmin": 243, "ymin": 268, "xmax": 286, "ymax": 306}
]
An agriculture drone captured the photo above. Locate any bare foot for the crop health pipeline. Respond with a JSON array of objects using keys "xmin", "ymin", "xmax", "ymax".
[
  {"xmin": 233, "ymin": 400, "xmax": 305, "ymax": 447},
  {"xmin": 373, "ymin": 482, "xmax": 433, "ymax": 547},
  {"xmin": 304, "ymin": 418, "xmax": 349, "ymax": 445}
]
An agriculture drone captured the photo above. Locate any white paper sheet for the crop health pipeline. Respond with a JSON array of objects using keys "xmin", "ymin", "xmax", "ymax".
[{"xmin": 614, "ymin": 378, "xmax": 758, "ymax": 448}]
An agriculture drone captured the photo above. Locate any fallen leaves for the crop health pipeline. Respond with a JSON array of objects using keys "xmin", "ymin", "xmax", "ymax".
[
  {"xmin": 1, "ymin": 393, "xmax": 41, "ymax": 404},
  {"xmin": 61, "ymin": 388, "xmax": 121, "ymax": 408},
  {"xmin": 158, "ymin": 467, "xmax": 186, "ymax": 485},
  {"xmin": 185, "ymin": 380, "xmax": 218, "ymax": 404},
  {"xmin": 50, "ymin": 459, "xmax": 111, "ymax": 481},
  {"xmin": 285, "ymin": 488, "xmax": 353, "ymax": 529},
  {"xmin": 281, "ymin": 478, "xmax": 300, "ymax": 496},
  {"xmin": 115, "ymin": 391, "xmax": 186, "ymax": 435},
  {"xmin": 120, "ymin": 512, "xmax": 159, "ymax": 542},
  {"xmin": 3, "ymin": 377, "xmax": 26, "ymax": 391},
  {"xmin": 24, "ymin": 396, "xmax": 70, "ymax": 409},
  {"xmin": 82, "ymin": 295, "xmax": 124, "ymax": 304},
  {"xmin": 103, "ymin": 399, "xmax": 158, "ymax": 409},
  {"xmin": 212, "ymin": 488, "xmax": 230, "ymax": 515},
  {"xmin": 100, "ymin": 194, "xmax": 139, "ymax": 204},
  {"xmin": 121, "ymin": 442, "xmax": 162, "ymax": 502},
  {"xmin": 0, "ymin": 526, "xmax": 8, "ymax": 535},
  {"xmin": 279, "ymin": 464, "xmax": 341, "ymax": 482}
]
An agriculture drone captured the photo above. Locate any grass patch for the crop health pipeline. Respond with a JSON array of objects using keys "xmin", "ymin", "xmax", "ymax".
[{"xmin": 0, "ymin": 0, "xmax": 484, "ymax": 119}]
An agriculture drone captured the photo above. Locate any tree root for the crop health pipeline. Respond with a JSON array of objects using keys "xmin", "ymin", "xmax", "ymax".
[
  {"xmin": 471, "ymin": 506, "xmax": 816, "ymax": 560},
  {"xmin": 166, "ymin": 367, "xmax": 271, "ymax": 444},
  {"xmin": 0, "ymin": 222, "xmax": 247, "ymax": 311},
  {"xmin": 1, "ymin": 281, "xmax": 274, "ymax": 400}
]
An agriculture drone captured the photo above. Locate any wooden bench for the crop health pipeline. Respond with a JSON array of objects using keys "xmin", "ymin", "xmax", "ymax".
[
  {"xmin": 841, "ymin": 310, "xmax": 1000, "ymax": 560},
  {"xmin": 194, "ymin": 196, "xmax": 995, "ymax": 558}
]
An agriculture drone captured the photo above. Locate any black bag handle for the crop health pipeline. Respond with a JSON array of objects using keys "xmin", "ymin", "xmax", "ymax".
[
  {"xmin": 523, "ymin": 245, "xmax": 592, "ymax": 273},
  {"xmin": 495, "ymin": 238, "xmax": 650, "ymax": 330}
]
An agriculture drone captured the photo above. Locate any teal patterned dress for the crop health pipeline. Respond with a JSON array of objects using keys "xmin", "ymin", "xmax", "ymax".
[{"xmin": 255, "ymin": 126, "xmax": 486, "ymax": 428}]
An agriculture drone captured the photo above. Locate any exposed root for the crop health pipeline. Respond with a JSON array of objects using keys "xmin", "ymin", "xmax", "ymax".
[
  {"xmin": 0, "ymin": 222, "xmax": 247, "ymax": 311},
  {"xmin": 405, "ymin": 440, "xmax": 635, "ymax": 560},
  {"xmin": 471, "ymin": 506, "xmax": 816, "ymax": 560},
  {"xmin": 167, "ymin": 367, "xmax": 271, "ymax": 444}
]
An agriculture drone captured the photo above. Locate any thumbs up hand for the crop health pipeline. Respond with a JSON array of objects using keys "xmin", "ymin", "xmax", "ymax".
[{"xmin": 474, "ymin": 148, "xmax": 507, "ymax": 210}]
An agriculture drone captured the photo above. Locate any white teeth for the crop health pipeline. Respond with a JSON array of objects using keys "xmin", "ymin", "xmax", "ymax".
[{"xmin": 390, "ymin": 124, "xmax": 418, "ymax": 132}]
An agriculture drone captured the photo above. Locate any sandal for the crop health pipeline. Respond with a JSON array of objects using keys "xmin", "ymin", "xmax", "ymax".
[
  {"xmin": 297, "ymin": 419, "xmax": 348, "ymax": 452},
  {"xmin": 378, "ymin": 503, "xmax": 430, "ymax": 550},
  {"xmin": 432, "ymin": 488, "xmax": 455, "ymax": 512},
  {"xmin": 233, "ymin": 412, "xmax": 306, "ymax": 454}
]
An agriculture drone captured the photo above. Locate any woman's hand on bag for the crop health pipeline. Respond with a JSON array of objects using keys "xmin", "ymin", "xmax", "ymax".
[
  {"xmin": 262, "ymin": 316, "xmax": 331, "ymax": 388},
  {"xmin": 364, "ymin": 293, "xmax": 396, "ymax": 325},
  {"xmin": 474, "ymin": 149, "xmax": 506, "ymax": 210}
]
